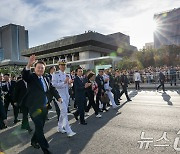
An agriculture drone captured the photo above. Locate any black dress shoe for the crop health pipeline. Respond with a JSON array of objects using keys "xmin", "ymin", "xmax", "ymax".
[
  {"xmin": 27, "ymin": 128, "xmax": 33, "ymax": 133},
  {"xmin": 73, "ymin": 113, "xmax": 78, "ymax": 121},
  {"xmin": 127, "ymin": 99, "xmax": 132, "ymax": 102},
  {"xmin": 99, "ymin": 109, "xmax": 103, "ymax": 112},
  {"xmin": 31, "ymin": 142, "xmax": 40, "ymax": 149},
  {"xmin": 21, "ymin": 127, "xmax": 33, "ymax": 133},
  {"xmin": 80, "ymin": 122, "xmax": 87, "ymax": 125},
  {"xmin": 102, "ymin": 108, "xmax": 109, "ymax": 112},
  {"xmin": 43, "ymin": 149, "xmax": 52, "ymax": 154},
  {"xmin": 107, "ymin": 103, "xmax": 111, "ymax": 107},
  {"xmin": 0, "ymin": 125, "xmax": 7, "ymax": 130},
  {"xmin": 13, "ymin": 119, "xmax": 21, "ymax": 124}
]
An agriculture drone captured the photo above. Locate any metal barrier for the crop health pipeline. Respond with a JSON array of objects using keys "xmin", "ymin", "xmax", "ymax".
[{"xmin": 127, "ymin": 71, "xmax": 180, "ymax": 85}]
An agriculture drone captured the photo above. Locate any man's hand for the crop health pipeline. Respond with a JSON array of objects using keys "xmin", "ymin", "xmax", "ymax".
[
  {"xmin": 64, "ymin": 76, "xmax": 70, "ymax": 84},
  {"xmin": 3, "ymin": 119, "xmax": 7, "ymax": 126},
  {"xmin": 104, "ymin": 78, "xmax": 109, "ymax": 82},
  {"xmin": 58, "ymin": 98, "xmax": 62, "ymax": 103},
  {"xmin": 85, "ymin": 82, "xmax": 91, "ymax": 88},
  {"xmin": 27, "ymin": 55, "xmax": 36, "ymax": 69}
]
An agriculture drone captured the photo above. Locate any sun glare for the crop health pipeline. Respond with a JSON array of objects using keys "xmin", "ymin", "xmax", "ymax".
[{"xmin": 152, "ymin": 20, "xmax": 158, "ymax": 32}]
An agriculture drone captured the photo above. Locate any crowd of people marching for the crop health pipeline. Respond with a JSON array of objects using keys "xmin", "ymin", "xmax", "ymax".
[{"xmin": 0, "ymin": 55, "xmax": 179, "ymax": 154}]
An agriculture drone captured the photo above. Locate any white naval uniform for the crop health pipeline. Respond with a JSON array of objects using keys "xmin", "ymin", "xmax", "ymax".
[
  {"xmin": 103, "ymin": 74, "xmax": 117, "ymax": 108},
  {"xmin": 52, "ymin": 70, "xmax": 73, "ymax": 134}
]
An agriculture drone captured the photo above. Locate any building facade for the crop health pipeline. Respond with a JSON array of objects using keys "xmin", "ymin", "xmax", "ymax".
[
  {"xmin": 143, "ymin": 42, "xmax": 154, "ymax": 50},
  {"xmin": 0, "ymin": 23, "xmax": 28, "ymax": 66},
  {"xmin": 22, "ymin": 31, "xmax": 137, "ymax": 69},
  {"xmin": 154, "ymin": 7, "xmax": 180, "ymax": 48}
]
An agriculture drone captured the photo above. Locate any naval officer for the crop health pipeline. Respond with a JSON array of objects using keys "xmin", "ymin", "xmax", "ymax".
[{"xmin": 52, "ymin": 59, "xmax": 76, "ymax": 137}]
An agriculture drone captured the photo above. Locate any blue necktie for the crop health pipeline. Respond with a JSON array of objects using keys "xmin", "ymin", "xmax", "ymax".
[{"xmin": 39, "ymin": 77, "xmax": 48, "ymax": 107}]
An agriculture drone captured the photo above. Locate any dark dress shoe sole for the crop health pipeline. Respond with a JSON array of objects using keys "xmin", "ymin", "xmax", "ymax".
[
  {"xmin": 80, "ymin": 122, "xmax": 87, "ymax": 125},
  {"xmin": 31, "ymin": 142, "xmax": 40, "ymax": 149}
]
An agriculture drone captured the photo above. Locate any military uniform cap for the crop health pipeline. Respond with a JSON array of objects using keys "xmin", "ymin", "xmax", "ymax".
[
  {"xmin": 98, "ymin": 68, "xmax": 104, "ymax": 71},
  {"xmin": 58, "ymin": 59, "xmax": 67, "ymax": 65}
]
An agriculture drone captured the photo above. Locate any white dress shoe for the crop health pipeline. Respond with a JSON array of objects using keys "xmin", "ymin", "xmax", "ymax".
[
  {"xmin": 57, "ymin": 128, "xmax": 66, "ymax": 134},
  {"xmin": 67, "ymin": 131, "xmax": 76, "ymax": 137},
  {"xmin": 96, "ymin": 114, "xmax": 102, "ymax": 118},
  {"xmin": 112, "ymin": 105, "xmax": 118, "ymax": 109}
]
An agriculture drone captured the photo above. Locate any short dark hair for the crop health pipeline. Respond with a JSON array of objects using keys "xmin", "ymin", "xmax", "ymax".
[
  {"xmin": 75, "ymin": 66, "xmax": 82, "ymax": 72},
  {"xmin": 87, "ymin": 72, "xmax": 95, "ymax": 80},
  {"xmin": 34, "ymin": 61, "xmax": 46, "ymax": 67},
  {"xmin": 4, "ymin": 73, "xmax": 10, "ymax": 76}
]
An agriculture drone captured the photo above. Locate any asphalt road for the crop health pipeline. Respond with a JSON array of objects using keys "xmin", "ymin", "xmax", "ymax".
[{"xmin": 0, "ymin": 89, "xmax": 180, "ymax": 154}]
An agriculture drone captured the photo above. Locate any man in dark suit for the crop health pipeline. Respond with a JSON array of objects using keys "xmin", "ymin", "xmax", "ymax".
[
  {"xmin": 95, "ymin": 69, "xmax": 108, "ymax": 112},
  {"xmin": 119, "ymin": 71, "xmax": 132, "ymax": 102},
  {"xmin": 0, "ymin": 84, "xmax": 7, "ymax": 130},
  {"xmin": 73, "ymin": 67, "xmax": 91, "ymax": 125},
  {"xmin": 13, "ymin": 76, "xmax": 32, "ymax": 133},
  {"xmin": 22, "ymin": 55, "xmax": 62, "ymax": 154},
  {"xmin": 2, "ymin": 73, "xmax": 19, "ymax": 124},
  {"xmin": 157, "ymin": 69, "xmax": 166, "ymax": 92},
  {"xmin": 0, "ymin": 74, "xmax": 7, "ymax": 129}
]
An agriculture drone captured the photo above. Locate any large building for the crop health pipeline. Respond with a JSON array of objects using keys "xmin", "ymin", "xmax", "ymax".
[
  {"xmin": 0, "ymin": 23, "xmax": 28, "ymax": 66},
  {"xmin": 22, "ymin": 31, "xmax": 137, "ymax": 69},
  {"xmin": 154, "ymin": 7, "xmax": 180, "ymax": 48},
  {"xmin": 143, "ymin": 42, "xmax": 154, "ymax": 50}
]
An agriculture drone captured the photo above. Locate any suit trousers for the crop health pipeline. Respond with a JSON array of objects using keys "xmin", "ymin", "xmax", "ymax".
[
  {"xmin": 30, "ymin": 107, "xmax": 49, "ymax": 152},
  {"xmin": 74, "ymin": 99, "xmax": 86, "ymax": 123},
  {"xmin": 157, "ymin": 81, "xmax": 165, "ymax": 91},
  {"xmin": 112, "ymin": 87, "xmax": 120, "ymax": 104},
  {"xmin": 21, "ymin": 106, "xmax": 31, "ymax": 129},
  {"xmin": 4, "ymin": 99, "xmax": 19, "ymax": 121},
  {"xmin": 86, "ymin": 95, "xmax": 98, "ymax": 115},
  {"xmin": 53, "ymin": 99, "xmax": 60, "ymax": 120},
  {"xmin": 120, "ymin": 86, "xmax": 130, "ymax": 100}
]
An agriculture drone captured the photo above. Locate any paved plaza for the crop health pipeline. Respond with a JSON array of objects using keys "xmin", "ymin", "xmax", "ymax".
[{"xmin": 0, "ymin": 89, "xmax": 180, "ymax": 154}]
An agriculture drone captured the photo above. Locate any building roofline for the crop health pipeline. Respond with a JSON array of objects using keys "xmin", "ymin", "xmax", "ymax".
[{"xmin": 154, "ymin": 7, "xmax": 180, "ymax": 16}]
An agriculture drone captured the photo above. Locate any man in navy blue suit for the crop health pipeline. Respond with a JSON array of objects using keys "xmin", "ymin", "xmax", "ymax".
[
  {"xmin": 22, "ymin": 55, "xmax": 62, "ymax": 154},
  {"xmin": 73, "ymin": 67, "xmax": 91, "ymax": 125}
]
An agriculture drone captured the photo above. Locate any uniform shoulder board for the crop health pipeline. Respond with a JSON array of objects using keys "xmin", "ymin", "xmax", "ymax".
[{"xmin": 55, "ymin": 71, "xmax": 59, "ymax": 74}]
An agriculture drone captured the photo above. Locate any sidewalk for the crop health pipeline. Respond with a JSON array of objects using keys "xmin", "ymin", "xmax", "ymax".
[{"xmin": 128, "ymin": 83, "xmax": 180, "ymax": 90}]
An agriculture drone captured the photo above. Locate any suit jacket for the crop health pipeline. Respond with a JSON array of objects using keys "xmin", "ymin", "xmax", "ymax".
[
  {"xmin": 0, "ymin": 88, "xmax": 6, "ymax": 120},
  {"xmin": 22, "ymin": 68, "xmax": 61, "ymax": 113},
  {"xmin": 159, "ymin": 72, "xmax": 165, "ymax": 82},
  {"xmin": 95, "ymin": 74, "xmax": 105, "ymax": 96},
  {"xmin": 74, "ymin": 76, "xmax": 86, "ymax": 101},
  {"xmin": 13, "ymin": 79, "xmax": 27, "ymax": 106},
  {"xmin": 2, "ymin": 80, "xmax": 16, "ymax": 102},
  {"xmin": 120, "ymin": 74, "xmax": 129, "ymax": 87}
]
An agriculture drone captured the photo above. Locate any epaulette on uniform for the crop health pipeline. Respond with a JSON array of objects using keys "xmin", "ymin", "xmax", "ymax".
[{"xmin": 55, "ymin": 71, "xmax": 59, "ymax": 74}]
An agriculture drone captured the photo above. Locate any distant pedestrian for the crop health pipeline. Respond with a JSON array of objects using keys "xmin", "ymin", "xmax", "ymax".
[
  {"xmin": 134, "ymin": 70, "xmax": 141, "ymax": 90},
  {"xmin": 157, "ymin": 69, "xmax": 165, "ymax": 92}
]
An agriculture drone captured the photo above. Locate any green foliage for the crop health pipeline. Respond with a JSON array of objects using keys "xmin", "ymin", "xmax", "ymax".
[
  {"xmin": 136, "ymin": 45, "xmax": 180, "ymax": 68},
  {"xmin": 117, "ymin": 57, "xmax": 141, "ymax": 70}
]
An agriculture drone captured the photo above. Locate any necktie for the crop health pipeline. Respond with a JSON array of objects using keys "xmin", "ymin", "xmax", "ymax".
[
  {"xmin": 39, "ymin": 77, "xmax": 48, "ymax": 107},
  {"xmin": 39, "ymin": 77, "xmax": 45, "ymax": 91},
  {"xmin": 7, "ymin": 82, "xmax": 10, "ymax": 91}
]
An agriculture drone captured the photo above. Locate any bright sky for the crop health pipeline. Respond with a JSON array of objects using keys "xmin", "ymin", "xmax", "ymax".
[{"xmin": 0, "ymin": 0, "xmax": 179, "ymax": 49}]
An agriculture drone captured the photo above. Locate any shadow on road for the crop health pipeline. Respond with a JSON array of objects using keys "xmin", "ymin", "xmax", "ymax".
[
  {"xmin": 18, "ymin": 106, "xmax": 121, "ymax": 154},
  {"xmin": 161, "ymin": 92, "xmax": 173, "ymax": 106},
  {"xmin": 129, "ymin": 90, "xmax": 138, "ymax": 100}
]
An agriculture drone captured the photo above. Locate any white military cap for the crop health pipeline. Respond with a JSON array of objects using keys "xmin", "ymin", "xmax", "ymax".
[{"xmin": 58, "ymin": 59, "xmax": 67, "ymax": 65}]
